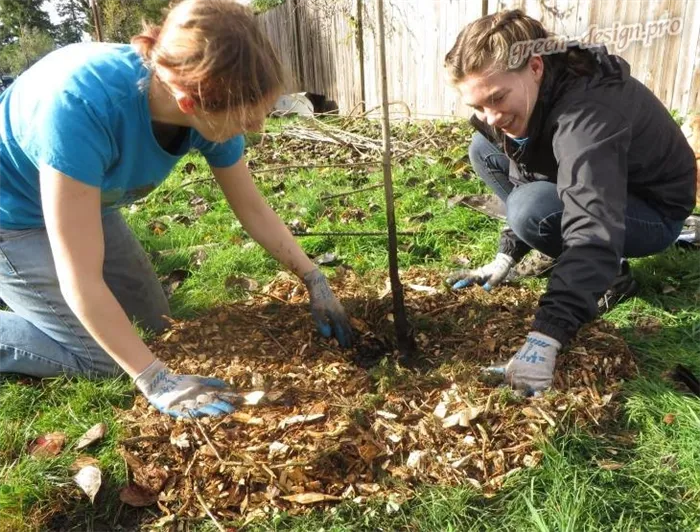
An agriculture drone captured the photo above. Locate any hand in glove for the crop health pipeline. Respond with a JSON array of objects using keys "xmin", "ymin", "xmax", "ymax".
[
  {"xmin": 505, "ymin": 332, "xmax": 561, "ymax": 395},
  {"xmin": 135, "ymin": 360, "xmax": 239, "ymax": 418},
  {"xmin": 303, "ymin": 268, "xmax": 353, "ymax": 347},
  {"xmin": 446, "ymin": 253, "xmax": 515, "ymax": 291}
]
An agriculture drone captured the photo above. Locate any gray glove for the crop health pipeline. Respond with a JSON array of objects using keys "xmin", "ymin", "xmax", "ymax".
[
  {"xmin": 447, "ymin": 253, "xmax": 515, "ymax": 291},
  {"xmin": 505, "ymin": 332, "xmax": 561, "ymax": 395},
  {"xmin": 303, "ymin": 269, "xmax": 353, "ymax": 347},
  {"xmin": 135, "ymin": 360, "xmax": 239, "ymax": 418}
]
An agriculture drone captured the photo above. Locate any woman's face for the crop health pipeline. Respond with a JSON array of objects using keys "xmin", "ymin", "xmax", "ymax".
[
  {"xmin": 191, "ymin": 100, "xmax": 272, "ymax": 143},
  {"xmin": 456, "ymin": 56, "xmax": 544, "ymax": 138}
]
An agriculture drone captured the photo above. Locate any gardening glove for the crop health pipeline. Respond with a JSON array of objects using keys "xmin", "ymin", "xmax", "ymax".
[
  {"xmin": 505, "ymin": 332, "xmax": 561, "ymax": 395},
  {"xmin": 446, "ymin": 253, "xmax": 515, "ymax": 291},
  {"xmin": 303, "ymin": 268, "xmax": 353, "ymax": 348},
  {"xmin": 135, "ymin": 359, "xmax": 239, "ymax": 418}
]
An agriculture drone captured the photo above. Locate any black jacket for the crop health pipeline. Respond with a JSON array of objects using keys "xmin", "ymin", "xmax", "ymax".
[{"xmin": 470, "ymin": 45, "xmax": 697, "ymax": 346}]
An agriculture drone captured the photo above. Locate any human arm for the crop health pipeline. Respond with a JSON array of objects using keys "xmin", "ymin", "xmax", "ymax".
[
  {"xmin": 532, "ymin": 102, "xmax": 631, "ymax": 345},
  {"xmin": 40, "ymin": 166, "xmax": 237, "ymax": 416},
  {"xmin": 211, "ymin": 160, "xmax": 352, "ymax": 346}
]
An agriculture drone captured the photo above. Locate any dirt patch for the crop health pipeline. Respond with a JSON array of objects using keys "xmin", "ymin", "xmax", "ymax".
[{"xmin": 117, "ymin": 269, "xmax": 636, "ymax": 523}]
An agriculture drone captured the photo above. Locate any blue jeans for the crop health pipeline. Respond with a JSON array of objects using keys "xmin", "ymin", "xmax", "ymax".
[
  {"xmin": 468, "ymin": 132, "xmax": 686, "ymax": 258},
  {"xmin": 0, "ymin": 211, "xmax": 170, "ymax": 378}
]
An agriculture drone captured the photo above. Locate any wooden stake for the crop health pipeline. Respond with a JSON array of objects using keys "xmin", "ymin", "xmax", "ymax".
[
  {"xmin": 89, "ymin": 0, "xmax": 103, "ymax": 42},
  {"xmin": 376, "ymin": 0, "xmax": 414, "ymax": 357}
]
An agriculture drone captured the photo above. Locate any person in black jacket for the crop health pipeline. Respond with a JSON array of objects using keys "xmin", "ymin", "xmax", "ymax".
[{"xmin": 444, "ymin": 10, "xmax": 697, "ymax": 394}]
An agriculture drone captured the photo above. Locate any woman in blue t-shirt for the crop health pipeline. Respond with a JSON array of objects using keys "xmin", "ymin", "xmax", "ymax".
[{"xmin": 0, "ymin": 0, "xmax": 352, "ymax": 418}]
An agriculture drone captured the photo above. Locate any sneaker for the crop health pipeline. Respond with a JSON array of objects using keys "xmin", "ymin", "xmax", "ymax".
[{"xmin": 597, "ymin": 259, "xmax": 640, "ymax": 314}]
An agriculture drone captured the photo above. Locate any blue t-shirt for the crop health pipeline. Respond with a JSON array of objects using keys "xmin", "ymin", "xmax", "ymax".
[{"xmin": 0, "ymin": 42, "xmax": 244, "ymax": 229}]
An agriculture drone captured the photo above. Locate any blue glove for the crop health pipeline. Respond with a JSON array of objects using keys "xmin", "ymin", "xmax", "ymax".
[
  {"xmin": 303, "ymin": 269, "xmax": 353, "ymax": 348},
  {"xmin": 134, "ymin": 360, "xmax": 239, "ymax": 418}
]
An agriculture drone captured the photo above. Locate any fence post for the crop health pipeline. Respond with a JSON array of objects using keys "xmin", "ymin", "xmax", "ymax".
[
  {"xmin": 291, "ymin": 0, "xmax": 306, "ymax": 89},
  {"xmin": 356, "ymin": 0, "xmax": 366, "ymax": 112},
  {"xmin": 89, "ymin": 0, "xmax": 103, "ymax": 42}
]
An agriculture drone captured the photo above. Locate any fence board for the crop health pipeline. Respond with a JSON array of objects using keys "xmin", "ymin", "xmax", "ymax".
[{"xmin": 259, "ymin": 0, "xmax": 700, "ymax": 117}]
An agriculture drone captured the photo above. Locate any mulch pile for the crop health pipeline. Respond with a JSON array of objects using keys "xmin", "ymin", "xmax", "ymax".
[{"xmin": 116, "ymin": 268, "xmax": 637, "ymax": 525}]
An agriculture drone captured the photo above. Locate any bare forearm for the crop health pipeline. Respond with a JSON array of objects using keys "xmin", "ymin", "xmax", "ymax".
[
  {"xmin": 238, "ymin": 204, "xmax": 316, "ymax": 278},
  {"xmin": 61, "ymin": 278, "xmax": 156, "ymax": 378}
]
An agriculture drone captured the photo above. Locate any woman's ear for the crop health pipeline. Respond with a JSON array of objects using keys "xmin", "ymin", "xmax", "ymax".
[
  {"xmin": 529, "ymin": 55, "xmax": 544, "ymax": 83},
  {"xmin": 174, "ymin": 92, "xmax": 196, "ymax": 115}
]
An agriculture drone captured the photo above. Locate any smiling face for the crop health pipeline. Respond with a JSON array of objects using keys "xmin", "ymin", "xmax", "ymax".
[{"xmin": 456, "ymin": 56, "xmax": 544, "ymax": 138}]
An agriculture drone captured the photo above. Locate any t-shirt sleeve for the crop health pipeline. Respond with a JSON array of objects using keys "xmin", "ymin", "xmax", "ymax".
[
  {"xmin": 29, "ymin": 91, "xmax": 113, "ymax": 186},
  {"xmin": 194, "ymin": 134, "xmax": 245, "ymax": 168}
]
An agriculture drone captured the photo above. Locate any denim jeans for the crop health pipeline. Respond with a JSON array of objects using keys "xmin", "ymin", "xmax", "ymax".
[
  {"xmin": 468, "ymin": 132, "xmax": 686, "ymax": 259},
  {"xmin": 0, "ymin": 211, "xmax": 170, "ymax": 378}
]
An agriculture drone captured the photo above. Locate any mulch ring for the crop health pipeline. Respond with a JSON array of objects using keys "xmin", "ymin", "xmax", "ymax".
[{"xmin": 117, "ymin": 268, "xmax": 637, "ymax": 525}]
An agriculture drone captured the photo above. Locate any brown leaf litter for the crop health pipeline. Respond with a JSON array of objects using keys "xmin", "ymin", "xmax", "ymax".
[{"xmin": 116, "ymin": 268, "xmax": 637, "ymax": 523}]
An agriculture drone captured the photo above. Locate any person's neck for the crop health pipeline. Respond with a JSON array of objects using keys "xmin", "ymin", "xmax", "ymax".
[{"xmin": 148, "ymin": 74, "xmax": 191, "ymax": 127}]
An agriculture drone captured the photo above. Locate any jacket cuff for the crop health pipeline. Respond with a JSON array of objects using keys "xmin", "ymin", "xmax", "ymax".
[{"xmin": 531, "ymin": 317, "xmax": 576, "ymax": 347}]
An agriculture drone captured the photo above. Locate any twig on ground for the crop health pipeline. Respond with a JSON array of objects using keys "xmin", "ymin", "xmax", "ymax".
[
  {"xmin": 193, "ymin": 483, "xmax": 226, "ymax": 532},
  {"xmin": 191, "ymin": 415, "xmax": 225, "ymax": 464},
  {"xmin": 119, "ymin": 435, "xmax": 170, "ymax": 446},
  {"xmin": 320, "ymin": 183, "xmax": 384, "ymax": 201}
]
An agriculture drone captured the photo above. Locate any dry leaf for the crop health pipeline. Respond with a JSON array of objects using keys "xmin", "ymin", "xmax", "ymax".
[
  {"xmin": 29, "ymin": 432, "xmax": 66, "ymax": 457},
  {"xmin": 70, "ymin": 455, "xmax": 100, "ymax": 472},
  {"xmin": 75, "ymin": 423, "xmax": 107, "ymax": 450},
  {"xmin": 376, "ymin": 410, "xmax": 398, "ymax": 420},
  {"xmin": 663, "ymin": 413, "xmax": 675, "ymax": 425},
  {"xmin": 280, "ymin": 492, "xmax": 342, "ymax": 504},
  {"xmin": 74, "ymin": 465, "xmax": 102, "ymax": 503},
  {"xmin": 119, "ymin": 485, "xmax": 159, "ymax": 507},
  {"xmin": 597, "ymin": 460, "xmax": 624, "ymax": 471}
]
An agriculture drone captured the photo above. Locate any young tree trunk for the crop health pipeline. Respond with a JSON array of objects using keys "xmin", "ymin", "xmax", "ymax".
[{"xmin": 375, "ymin": 0, "xmax": 414, "ymax": 358}]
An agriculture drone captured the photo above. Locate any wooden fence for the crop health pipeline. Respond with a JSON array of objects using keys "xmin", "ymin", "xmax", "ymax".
[{"xmin": 258, "ymin": 0, "xmax": 700, "ymax": 118}]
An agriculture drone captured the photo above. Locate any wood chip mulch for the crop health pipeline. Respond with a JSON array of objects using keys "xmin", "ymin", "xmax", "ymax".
[{"xmin": 116, "ymin": 268, "xmax": 637, "ymax": 524}]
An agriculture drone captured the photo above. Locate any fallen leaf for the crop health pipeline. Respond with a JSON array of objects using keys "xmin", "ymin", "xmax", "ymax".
[
  {"xmin": 70, "ymin": 455, "xmax": 100, "ymax": 472},
  {"xmin": 29, "ymin": 432, "xmax": 66, "ymax": 457},
  {"xmin": 75, "ymin": 423, "xmax": 107, "ymax": 451},
  {"xmin": 407, "ymin": 284, "xmax": 438, "ymax": 295},
  {"xmin": 376, "ymin": 410, "xmax": 398, "ymax": 420},
  {"xmin": 313, "ymin": 252, "xmax": 338, "ymax": 265},
  {"xmin": 663, "ymin": 413, "xmax": 675, "ymax": 425},
  {"xmin": 225, "ymin": 276, "xmax": 260, "ymax": 292},
  {"xmin": 74, "ymin": 465, "xmax": 102, "ymax": 503},
  {"xmin": 597, "ymin": 460, "xmax": 624, "ymax": 471},
  {"xmin": 231, "ymin": 412, "xmax": 264, "ymax": 425},
  {"xmin": 280, "ymin": 492, "xmax": 342, "ymax": 504},
  {"xmin": 148, "ymin": 220, "xmax": 168, "ymax": 235},
  {"xmin": 119, "ymin": 485, "xmax": 159, "ymax": 507}
]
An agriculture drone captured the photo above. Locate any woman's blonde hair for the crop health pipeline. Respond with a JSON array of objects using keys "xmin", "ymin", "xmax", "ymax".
[
  {"xmin": 445, "ymin": 9, "xmax": 598, "ymax": 84},
  {"xmin": 444, "ymin": 10, "xmax": 549, "ymax": 82},
  {"xmin": 132, "ymin": 0, "xmax": 285, "ymax": 119}
]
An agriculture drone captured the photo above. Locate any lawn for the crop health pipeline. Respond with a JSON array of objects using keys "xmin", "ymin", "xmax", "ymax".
[{"xmin": 0, "ymin": 117, "xmax": 699, "ymax": 532}]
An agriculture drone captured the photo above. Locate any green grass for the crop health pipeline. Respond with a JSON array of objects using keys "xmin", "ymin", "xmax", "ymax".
[{"xmin": 1, "ymin": 117, "xmax": 699, "ymax": 530}]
